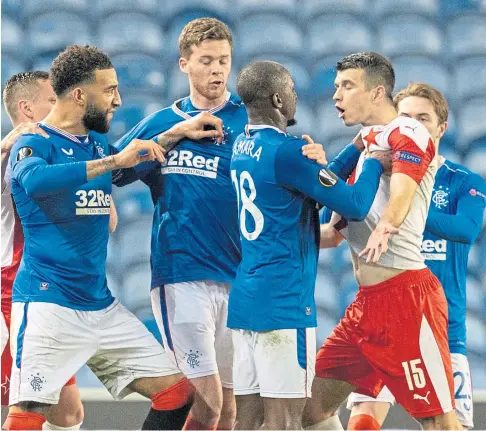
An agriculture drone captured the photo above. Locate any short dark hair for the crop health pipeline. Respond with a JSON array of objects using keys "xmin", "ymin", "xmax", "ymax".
[
  {"xmin": 3, "ymin": 71, "xmax": 50, "ymax": 120},
  {"xmin": 179, "ymin": 18, "xmax": 233, "ymax": 58},
  {"xmin": 337, "ymin": 52, "xmax": 395, "ymax": 101},
  {"xmin": 237, "ymin": 61, "xmax": 291, "ymax": 109},
  {"xmin": 50, "ymin": 45, "xmax": 113, "ymax": 96}
]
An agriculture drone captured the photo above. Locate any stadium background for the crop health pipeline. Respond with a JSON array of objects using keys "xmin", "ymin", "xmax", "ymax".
[{"xmin": 1, "ymin": 0, "xmax": 486, "ymax": 428}]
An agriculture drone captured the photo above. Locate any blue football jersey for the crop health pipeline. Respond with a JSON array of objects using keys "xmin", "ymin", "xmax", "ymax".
[
  {"xmin": 423, "ymin": 159, "xmax": 486, "ymax": 354},
  {"xmin": 113, "ymin": 92, "xmax": 248, "ymax": 287},
  {"xmin": 228, "ymin": 125, "xmax": 383, "ymax": 331},
  {"xmin": 10, "ymin": 123, "xmax": 114, "ymax": 310}
]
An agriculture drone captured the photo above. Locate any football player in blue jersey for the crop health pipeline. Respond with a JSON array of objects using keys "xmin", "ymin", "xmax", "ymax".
[
  {"xmin": 112, "ymin": 18, "xmax": 361, "ymax": 430},
  {"xmin": 4, "ymin": 45, "xmax": 194, "ymax": 431},
  {"xmin": 229, "ymin": 60, "xmax": 390, "ymax": 430},
  {"xmin": 320, "ymin": 83, "xmax": 485, "ymax": 430}
]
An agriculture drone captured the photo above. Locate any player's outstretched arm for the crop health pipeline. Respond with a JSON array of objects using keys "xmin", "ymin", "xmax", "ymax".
[
  {"xmin": 11, "ymin": 137, "xmax": 164, "ymax": 198},
  {"xmin": 275, "ymin": 139, "xmax": 384, "ymax": 221},
  {"xmin": 425, "ymin": 174, "xmax": 486, "ymax": 244}
]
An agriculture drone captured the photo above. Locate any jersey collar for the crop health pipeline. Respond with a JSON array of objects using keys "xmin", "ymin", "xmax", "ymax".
[
  {"xmin": 39, "ymin": 122, "xmax": 90, "ymax": 144},
  {"xmin": 171, "ymin": 91, "xmax": 231, "ymax": 119},
  {"xmin": 245, "ymin": 124, "xmax": 286, "ymax": 137}
]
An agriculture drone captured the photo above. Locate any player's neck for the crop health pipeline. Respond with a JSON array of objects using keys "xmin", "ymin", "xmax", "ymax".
[
  {"xmin": 42, "ymin": 103, "xmax": 88, "ymax": 136},
  {"xmin": 362, "ymin": 103, "xmax": 397, "ymax": 127},
  {"xmin": 247, "ymin": 112, "xmax": 287, "ymax": 133},
  {"xmin": 189, "ymin": 89, "xmax": 227, "ymax": 110}
]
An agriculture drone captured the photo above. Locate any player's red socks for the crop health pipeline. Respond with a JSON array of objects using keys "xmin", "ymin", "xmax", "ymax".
[
  {"xmin": 142, "ymin": 378, "xmax": 194, "ymax": 430},
  {"xmin": 64, "ymin": 376, "xmax": 76, "ymax": 386},
  {"xmin": 348, "ymin": 414, "xmax": 381, "ymax": 430},
  {"xmin": 3, "ymin": 412, "xmax": 45, "ymax": 430},
  {"xmin": 182, "ymin": 414, "xmax": 217, "ymax": 431}
]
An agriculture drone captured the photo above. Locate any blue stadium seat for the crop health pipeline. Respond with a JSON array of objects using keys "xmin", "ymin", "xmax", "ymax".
[
  {"xmin": 94, "ymin": 0, "xmax": 159, "ymax": 18},
  {"xmin": 108, "ymin": 95, "xmax": 165, "ymax": 141},
  {"xmin": 316, "ymin": 314, "xmax": 339, "ymax": 346},
  {"xmin": 338, "ymin": 271, "xmax": 359, "ymax": 315},
  {"xmin": 310, "ymin": 56, "xmax": 341, "ymax": 99},
  {"xmin": 466, "ymin": 275, "xmax": 484, "ymax": 313},
  {"xmin": 454, "ymin": 57, "xmax": 486, "ymax": 102},
  {"xmin": 378, "ymin": 15, "xmax": 442, "ymax": 57},
  {"xmin": 457, "ymin": 98, "xmax": 486, "ymax": 149},
  {"xmin": 159, "ymin": 0, "xmax": 231, "ymax": 25},
  {"xmin": 317, "ymin": 101, "xmax": 360, "ymax": 142},
  {"xmin": 118, "ymin": 217, "xmax": 153, "ymax": 267},
  {"xmin": 373, "ymin": 0, "xmax": 439, "ymax": 19},
  {"xmin": 447, "ymin": 14, "xmax": 486, "ymax": 59},
  {"xmin": 24, "ymin": 0, "xmax": 90, "ymax": 19},
  {"xmin": 238, "ymin": 14, "xmax": 303, "ymax": 57},
  {"xmin": 2, "ymin": 0, "xmax": 24, "ymax": 19},
  {"xmin": 28, "ymin": 12, "xmax": 92, "ymax": 55},
  {"xmin": 1, "ymin": 107, "xmax": 12, "ymax": 138},
  {"xmin": 114, "ymin": 184, "xmax": 154, "ymax": 222},
  {"xmin": 441, "ymin": 0, "xmax": 484, "ymax": 16},
  {"xmin": 463, "ymin": 144, "xmax": 486, "ymax": 178},
  {"xmin": 121, "ymin": 263, "xmax": 152, "ymax": 312},
  {"xmin": 325, "ymin": 135, "xmax": 357, "ymax": 161},
  {"xmin": 112, "ymin": 54, "xmax": 166, "ymax": 96},
  {"xmin": 393, "ymin": 56, "xmax": 451, "ymax": 100},
  {"xmin": 237, "ymin": 0, "xmax": 298, "ymax": 18},
  {"xmin": 291, "ymin": 103, "xmax": 315, "ymax": 139},
  {"xmin": 301, "ymin": 0, "xmax": 367, "ymax": 20},
  {"xmin": 314, "ymin": 273, "xmax": 339, "ymax": 312},
  {"xmin": 466, "ymin": 314, "xmax": 486, "ymax": 352},
  {"xmin": 31, "ymin": 52, "xmax": 59, "ymax": 73},
  {"xmin": 467, "ymin": 244, "xmax": 481, "ymax": 279},
  {"xmin": 308, "ymin": 14, "xmax": 373, "ymax": 58},
  {"xmin": 1, "ymin": 55, "xmax": 26, "ymax": 83},
  {"xmin": 438, "ymin": 139, "xmax": 462, "ymax": 165},
  {"xmin": 99, "ymin": 13, "xmax": 165, "ymax": 56},
  {"xmin": 2, "ymin": 16, "xmax": 25, "ymax": 57},
  {"xmin": 106, "ymin": 268, "xmax": 123, "ymax": 301}
]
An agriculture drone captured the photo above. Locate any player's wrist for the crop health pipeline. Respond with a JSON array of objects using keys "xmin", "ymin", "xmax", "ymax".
[{"xmin": 109, "ymin": 154, "xmax": 122, "ymax": 169}]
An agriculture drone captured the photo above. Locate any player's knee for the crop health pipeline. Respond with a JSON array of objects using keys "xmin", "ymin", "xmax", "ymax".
[
  {"xmin": 15, "ymin": 401, "xmax": 51, "ymax": 414},
  {"xmin": 417, "ymin": 411, "xmax": 462, "ymax": 430}
]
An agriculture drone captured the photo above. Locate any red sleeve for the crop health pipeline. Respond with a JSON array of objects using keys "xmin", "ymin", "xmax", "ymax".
[{"xmin": 388, "ymin": 127, "xmax": 435, "ymax": 184}]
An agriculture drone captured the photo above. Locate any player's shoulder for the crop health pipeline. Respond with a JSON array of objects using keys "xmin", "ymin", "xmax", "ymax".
[
  {"xmin": 385, "ymin": 116, "xmax": 431, "ymax": 150},
  {"xmin": 143, "ymin": 105, "xmax": 179, "ymax": 126},
  {"xmin": 10, "ymin": 133, "xmax": 51, "ymax": 166},
  {"xmin": 442, "ymin": 159, "xmax": 486, "ymax": 191}
]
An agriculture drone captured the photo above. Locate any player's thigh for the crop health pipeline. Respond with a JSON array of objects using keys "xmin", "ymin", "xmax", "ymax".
[
  {"xmin": 151, "ymin": 282, "xmax": 219, "ymax": 379},
  {"xmin": 347, "ymin": 386, "xmax": 396, "ymax": 411},
  {"xmin": 451, "ymin": 353, "xmax": 473, "ymax": 428},
  {"xmin": 46, "ymin": 383, "xmax": 84, "ymax": 427},
  {"xmin": 232, "ymin": 329, "xmax": 259, "ymax": 397},
  {"xmin": 255, "ymin": 328, "xmax": 315, "ymax": 399},
  {"xmin": 91, "ymin": 300, "xmax": 181, "ymax": 400},
  {"xmin": 9, "ymin": 302, "xmax": 96, "ymax": 406},
  {"xmin": 262, "ymin": 397, "xmax": 307, "ymax": 430},
  {"xmin": 214, "ymin": 282, "xmax": 233, "ymax": 389},
  {"xmin": 362, "ymin": 272, "xmax": 455, "ymax": 419}
]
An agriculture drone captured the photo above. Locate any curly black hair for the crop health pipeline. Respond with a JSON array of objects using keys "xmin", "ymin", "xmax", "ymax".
[{"xmin": 50, "ymin": 45, "xmax": 113, "ymax": 96}]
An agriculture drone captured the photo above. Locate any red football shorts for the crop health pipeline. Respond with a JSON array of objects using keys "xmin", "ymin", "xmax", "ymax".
[{"xmin": 316, "ymin": 268, "xmax": 455, "ymax": 418}]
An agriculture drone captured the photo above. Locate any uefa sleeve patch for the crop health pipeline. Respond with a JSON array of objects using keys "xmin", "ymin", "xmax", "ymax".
[
  {"xmin": 393, "ymin": 150, "xmax": 422, "ymax": 165},
  {"xmin": 16, "ymin": 147, "xmax": 34, "ymax": 162},
  {"xmin": 318, "ymin": 168, "xmax": 338, "ymax": 187},
  {"xmin": 469, "ymin": 188, "xmax": 486, "ymax": 199}
]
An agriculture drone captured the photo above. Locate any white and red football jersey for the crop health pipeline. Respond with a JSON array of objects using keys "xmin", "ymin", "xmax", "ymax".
[
  {"xmin": 341, "ymin": 116, "xmax": 437, "ymax": 270},
  {"xmin": 1, "ymin": 162, "xmax": 24, "ymax": 303}
]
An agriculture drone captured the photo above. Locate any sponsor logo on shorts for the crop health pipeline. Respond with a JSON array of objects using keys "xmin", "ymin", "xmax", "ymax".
[
  {"xmin": 413, "ymin": 391, "xmax": 431, "ymax": 405},
  {"xmin": 40, "ymin": 282, "xmax": 49, "ymax": 291},
  {"xmin": 305, "ymin": 306, "xmax": 312, "ymax": 316},
  {"xmin": 29, "ymin": 373, "xmax": 45, "ymax": 392},
  {"xmin": 393, "ymin": 151, "xmax": 422, "ymax": 165},
  {"xmin": 318, "ymin": 168, "xmax": 338, "ymax": 187},
  {"xmin": 184, "ymin": 350, "xmax": 201, "ymax": 369},
  {"xmin": 421, "ymin": 239, "xmax": 447, "ymax": 261},
  {"xmin": 162, "ymin": 150, "xmax": 220, "ymax": 178}
]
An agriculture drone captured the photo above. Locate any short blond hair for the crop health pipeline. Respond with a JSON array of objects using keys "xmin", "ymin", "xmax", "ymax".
[
  {"xmin": 179, "ymin": 18, "xmax": 233, "ymax": 58},
  {"xmin": 394, "ymin": 82, "xmax": 449, "ymax": 125}
]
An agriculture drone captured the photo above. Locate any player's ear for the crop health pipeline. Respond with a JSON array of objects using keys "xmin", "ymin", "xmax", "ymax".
[
  {"xmin": 17, "ymin": 99, "xmax": 34, "ymax": 120},
  {"xmin": 72, "ymin": 88, "xmax": 87, "ymax": 106},
  {"xmin": 179, "ymin": 57, "xmax": 189, "ymax": 74},
  {"xmin": 437, "ymin": 121, "xmax": 448, "ymax": 141},
  {"xmin": 372, "ymin": 85, "xmax": 386, "ymax": 103},
  {"xmin": 272, "ymin": 93, "xmax": 283, "ymax": 109}
]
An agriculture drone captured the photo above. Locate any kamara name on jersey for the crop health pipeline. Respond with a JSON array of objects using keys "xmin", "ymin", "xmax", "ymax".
[
  {"xmin": 161, "ymin": 149, "xmax": 220, "ymax": 178},
  {"xmin": 421, "ymin": 238, "xmax": 447, "ymax": 261},
  {"xmin": 75, "ymin": 189, "xmax": 111, "ymax": 215},
  {"xmin": 232, "ymin": 139, "xmax": 262, "ymax": 161}
]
